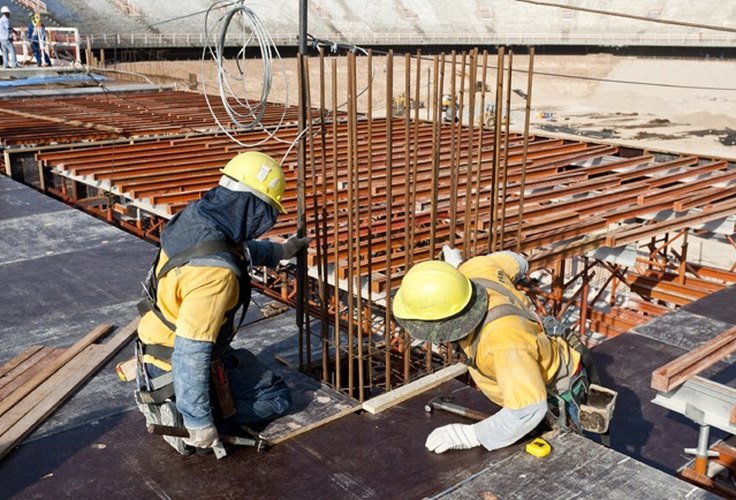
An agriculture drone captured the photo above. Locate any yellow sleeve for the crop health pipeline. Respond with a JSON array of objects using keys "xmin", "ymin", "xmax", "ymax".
[
  {"xmin": 492, "ymin": 347, "xmax": 548, "ymax": 410},
  {"xmin": 459, "ymin": 253, "xmax": 524, "ymax": 284},
  {"xmin": 175, "ymin": 266, "xmax": 240, "ymax": 342}
]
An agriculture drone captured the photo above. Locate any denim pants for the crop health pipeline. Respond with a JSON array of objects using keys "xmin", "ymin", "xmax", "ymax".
[
  {"xmin": 144, "ymin": 346, "xmax": 291, "ymax": 429},
  {"xmin": 1, "ymin": 39, "xmax": 16, "ymax": 68}
]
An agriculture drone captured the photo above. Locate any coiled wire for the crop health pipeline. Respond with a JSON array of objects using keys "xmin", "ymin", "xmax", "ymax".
[{"xmin": 202, "ymin": 0, "xmax": 289, "ymax": 148}]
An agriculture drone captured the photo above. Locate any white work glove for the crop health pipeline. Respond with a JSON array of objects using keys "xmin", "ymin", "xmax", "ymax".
[
  {"xmin": 441, "ymin": 244, "xmax": 463, "ymax": 269},
  {"xmin": 183, "ymin": 424, "xmax": 221, "ymax": 449},
  {"xmin": 425, "ymin": 423, "xmax": 481, "ymax": 453},
  {"xmin": 280, "ymin": 234, "xmax": 312, "ymax": 261}
]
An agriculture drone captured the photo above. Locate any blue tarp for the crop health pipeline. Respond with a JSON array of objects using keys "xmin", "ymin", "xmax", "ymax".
[{"xmin": 0, "ymin": 73, "xmax": 107, "ymax": 87}]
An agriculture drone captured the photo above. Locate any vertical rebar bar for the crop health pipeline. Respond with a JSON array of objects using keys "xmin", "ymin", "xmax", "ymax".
[
  {"xmin": 296, "ymin": 51, "xmax": 308, "ymax": 371},
  {"xmin": 500, "ymin": 51, "xmax": 513, "ymax": 251},
  {"xmin": 384, "ymin": 50, "xmax": 394, "ymax": 392},
  {"xmin": 346, "ymin": 52, "xmax": 356, "ymax": 398},
  {"xmin": 427, "ymin": 53, "xmax": 441, "ymax": 374},
  {"xmin": 490, "ymin": 47, "xmax": 505, "ymax": 253},
  {"xmin": 350, "ymin": 52, "xmax": 365, "ymax": 402},
  {"xmin": 331, "ymin": 56, "xmax": 341, "ymax": 391},
  {"xmin": 448, "ymin": 50, "xmax": 458, "ymax": 248},
  {"xmin": 410, "ymin": 49, "xmax": 421, "ymax": 267},
  {"xmin": 366, "ymin": 49, "xmax": 375, "ymax": 393},
  {"xmin": 318, "ymin": 48, "xmax": 330, "ymax": 383},
  {"xmin": 303, "ymin": 55, "xmax": 314, "ymax": 372},
  {"xmin": 402, "ymin": 52, "xmax": 412, "ymax": 385},
  {"xmin": 463, "ymin": 49, "xmax": 478, "ymax": 260},
  {"xmin": 472, "ymin": 50, "xmax": 489, "ymax": 254},
  {"xmin": 515, "ymin": 47, "xmax": 535, "ymax": 253}
]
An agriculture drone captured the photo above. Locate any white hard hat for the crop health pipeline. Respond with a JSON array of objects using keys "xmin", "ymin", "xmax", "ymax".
[{"xmin": 0, "ymin": 6, "xmax": 10, "ymax": 14}]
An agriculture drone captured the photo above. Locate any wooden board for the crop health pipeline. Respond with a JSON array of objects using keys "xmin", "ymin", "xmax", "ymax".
[
  {"xmin": 0, "ymin": 319, "xmax": 139, "ymax": 460},
  {"xmin": 247, "ymin": 365, "xmax": 360, "ymax": 446},
  {"xmin": 362, "ymin": 363, "xmax": 468, "ymax": 414},
  {"xmin": 651, "ymin": 326, "xmax": 736, "ymax": 393},
  {"xmin": 0, "ymin": 348, "xmax": 64, "ymax": 398},
  {"xmin": 0, "ymin": 346, "xmax": 44, "ymax": 378},
  {"xmin": 0, "ymin": 324, "xmax": 113, "ymax": 418}
]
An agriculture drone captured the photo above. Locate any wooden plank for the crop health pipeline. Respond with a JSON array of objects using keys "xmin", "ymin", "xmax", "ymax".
[
  {"xmin": 247, "ymin": 365, "xmax": 360, "ymax": 446},
  {"xmin": 731, "ymin": 404, "xmax": 736, "ymax": 426},
  {"xmin": 0, "ymin": 324, "xmax": 113, "ymax": 418},
  {"xmin": 0, "ymin": 318, "xmax": 139, "ymax": 460},
  {"xmin": 0, "ymin": 346, "xmax": 44, "ymax": 378},
  {"xmin": 651, "ymin": 326, "xmax": 736, "ymax": 393},
  {"xmin": 362, "ymin": 364, "xmax": 469, "ymax": 414},
  {"xmin": 0, "ymin": 348, "xmax": 64, "ymax": 399}
]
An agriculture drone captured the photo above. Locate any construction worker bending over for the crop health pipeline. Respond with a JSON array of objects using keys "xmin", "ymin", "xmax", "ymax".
[
  {"xmin": 393, "ymin": 249, "xmax": 592, "ymax": 454},
  {"xmin": 135, "ymin": 152, "xmax": 310, "ymax": 455}
]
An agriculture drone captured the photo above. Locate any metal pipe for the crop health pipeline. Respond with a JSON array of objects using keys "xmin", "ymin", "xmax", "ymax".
[
  {"xmin": 402, "ymin": 52, "xmax": 412, "ymax": 385},
  {"xmin": 694, "ymin": 424, "xmax": 711, "ymax": 475}
]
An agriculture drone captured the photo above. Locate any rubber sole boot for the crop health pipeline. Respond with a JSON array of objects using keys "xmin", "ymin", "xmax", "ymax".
[{"xmin": 160, "ymin": 401, "xmax": 194, "ymax": 456}]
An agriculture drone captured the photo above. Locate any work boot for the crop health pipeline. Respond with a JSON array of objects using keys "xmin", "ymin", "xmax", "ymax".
[{"xmin": 159, "ymin": 401, "xmax": 194, "ymax": 456}]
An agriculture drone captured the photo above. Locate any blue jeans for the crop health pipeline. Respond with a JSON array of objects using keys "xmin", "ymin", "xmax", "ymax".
[
  {"xmin": 1, "ymin": 39, "xmax": 16, "ymax": 68},
  {"xmin": 146, "ymin": 340, "xmax": 291, "ymax": 430}
]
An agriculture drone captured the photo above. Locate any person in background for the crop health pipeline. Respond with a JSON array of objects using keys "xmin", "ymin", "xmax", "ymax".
[
  {"xmin": 27, "ymin": 12, "xmax": 51, "ymax": 67},
  {"xmin": 0, "ymin": 6, "xmax": 18, "ymax": 68}
]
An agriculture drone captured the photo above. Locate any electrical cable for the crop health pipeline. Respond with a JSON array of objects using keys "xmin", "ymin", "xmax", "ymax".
[{"xmin": 516, "ymin": 0, "xmax": 736, "ymax": 34}]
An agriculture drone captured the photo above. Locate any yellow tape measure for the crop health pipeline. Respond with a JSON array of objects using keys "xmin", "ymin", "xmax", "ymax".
[{"xmin": 525, "ymin": 437, "xmax": 551, "ymax": 458}]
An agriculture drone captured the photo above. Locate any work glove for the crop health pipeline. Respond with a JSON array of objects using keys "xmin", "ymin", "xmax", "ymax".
[
  {"xmin": 183, "ymin": 424, "xmax": 221, "ymax": 449},
  {"xmin": 425, "ymin": 423, "xmax": 481, "ymax": 453},
  {"xmin": 280, "ymin": 234, "xmax": 312, "ymax": 261},
  {"xmin": 441, "ymin": 244, "xmax": 463, "ymax": 269}
]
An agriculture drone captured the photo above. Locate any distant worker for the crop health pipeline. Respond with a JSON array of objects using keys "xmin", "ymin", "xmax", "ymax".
[
  {"xmin": 0, "ymin": 6, "xmax": 18, "ymax": 69},
  {"xmin": 27, "ymin": 12, "xmax": 51, "ymax": 67},
  {"xmin": 135, "ymin": 151, "xmax": 311, "ymax": 455},
  {"xmin": 441, "ymin": 94, "xmax": 458, "ymax": 123},
  {"xmin": 393, "ymin": 249, "xmax": 601, "ymax": 454}
]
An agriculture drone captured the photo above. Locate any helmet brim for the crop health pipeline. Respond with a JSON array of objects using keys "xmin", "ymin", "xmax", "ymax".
[{"xmin": 394, "ymin": 279, "xmax": 488, "ymax": 343}]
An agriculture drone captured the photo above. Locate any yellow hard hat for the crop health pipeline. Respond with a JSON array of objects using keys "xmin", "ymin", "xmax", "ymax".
[
  {"xmin": 393, "ymin": 260, "xmax": 488, "ymax": 342},
  {"xmin": 220, "ymin": 152, "xmax": 287, "ymax": 214}
]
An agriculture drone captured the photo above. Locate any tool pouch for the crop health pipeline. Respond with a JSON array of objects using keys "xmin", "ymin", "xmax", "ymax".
[
  {"xmin": 211, "ymin": 358, "xmax": 237, "ymax": 419},
  {"xmin": 579, "ymin": 384, "xmax": 617, "ymax": 434}
]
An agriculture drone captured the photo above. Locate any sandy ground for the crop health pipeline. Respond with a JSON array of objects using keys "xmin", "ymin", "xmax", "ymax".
[{"xmin": 119, "ymin": 53, "xmax": 736, "ymax": 160}]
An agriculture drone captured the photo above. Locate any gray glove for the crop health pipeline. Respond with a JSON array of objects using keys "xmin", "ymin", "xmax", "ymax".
[
  {"xmin": 183, "ymin": 424, "xmax": 221, "ymax": 449},
  {"xmin": 425, "ymin": 423, "xmax": 481, "ymax": 453},
  {"xmin": 280, "ymin": 234, "xmax": 312, "ymax": 261}
]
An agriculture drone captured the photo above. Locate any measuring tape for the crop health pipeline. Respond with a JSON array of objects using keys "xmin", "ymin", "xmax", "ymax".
[{"xmin": 525, "ymin": 437, "xmax": 552, "ymax": 458}]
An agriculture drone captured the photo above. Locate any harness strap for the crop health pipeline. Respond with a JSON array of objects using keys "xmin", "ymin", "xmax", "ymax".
[
  {"xmin": 138, "ymin": 239, "xmax": 239, "ymax": 333},
  {"xmin": 142, "ymin": 343, "xmax": 174, "ymax": 363}
]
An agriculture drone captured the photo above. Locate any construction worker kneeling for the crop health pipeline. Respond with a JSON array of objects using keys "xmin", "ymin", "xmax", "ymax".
[
  {"xmin": 134, "ymin": 151, "xmax": 311, "ymax": 455},
  {"xmin": 393, "ymin": 248, "xmax": 615, "ymax": 454}
]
